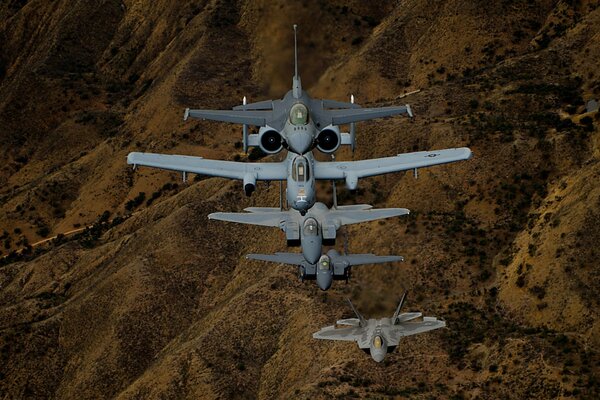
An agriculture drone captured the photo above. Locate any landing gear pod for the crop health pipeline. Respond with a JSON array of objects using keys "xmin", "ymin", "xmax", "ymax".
[{"xmin": 243, "ymin": 173, "xmax": 257, "ymax": 196}]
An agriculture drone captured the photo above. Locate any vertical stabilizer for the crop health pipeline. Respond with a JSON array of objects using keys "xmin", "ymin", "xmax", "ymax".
[
  {"xmin": 392, "ymin": 291, "xmax": 408, "ymax": 324},
  {"xmin": 292, "ymin": 24, "xmax": 302, "ymax": 98},
  {"xmin": 347, "ymin": 299, "xmax": 367, "ymax": 327}
]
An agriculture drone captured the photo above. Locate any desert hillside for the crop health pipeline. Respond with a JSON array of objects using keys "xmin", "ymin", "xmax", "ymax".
[{"xmin": 1, "ymin": 0, "xmax": 599, "ymax": 398}]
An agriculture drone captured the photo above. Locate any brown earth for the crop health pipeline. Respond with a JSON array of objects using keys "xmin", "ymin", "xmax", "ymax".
[{"xmin": 1, "ymin": 0, "xmax": 600, "ymax": 399}]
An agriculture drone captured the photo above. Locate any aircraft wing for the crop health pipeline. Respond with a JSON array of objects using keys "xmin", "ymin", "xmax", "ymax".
[
  {"xmin": 326, "ymin": 105, "xmax": 413, "ymax": 124},
  {"xmin": 184, "ymin": 108, "xmax": 270, "ymax": 126},
  {"xmin": 335, "ymin": 254, "xmax": 404, "ymax": 266},
  {"xmin": 326, "ymin": 208, "xmax": 409, "ymax": 227},
  {"xmin": 209, "ymin": 211, "xmax": 289, "ymax": 227},
  {"xmin": 232, "ymin": 99, "xmax": 274, "ymax": 110},
  {"xmin": 314, "ymin": 148, "xmax": 472, "ymax": 182},
  {"xmin": 312, "ymin": 325, "xmax": 365, "ymax": 342},
  {"xmin": 127, "ymin": 152, "xmax": 287, "ymax": 181},
  {"xmin": 321, "ymin": 99, "xmax": 361, "ymax": 109},
  {"xmin": 246, "ymin": 252, "xmax": 306, "ymax": 265}
]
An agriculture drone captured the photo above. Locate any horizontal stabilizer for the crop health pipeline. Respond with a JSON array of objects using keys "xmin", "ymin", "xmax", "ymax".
[
  {"xmin": 246, "ymin": 252, "xmax": 305, "ymax": 266},
  {"xmin": 396, "ymin": 312, "xmax": 422, "ymax": 323},
  {"xmin": 395, "ymin": 318, "xmax": 446, "ymax": 337},
  {"xmin": 336, "ymin": 318, "xmax": 361, "ymax": 326},
  {"xmin": 337, "ymin": 254, "xmax": 403, "ymax": 266},
  {"xmin": 334, "ymin": 204, "xmax": 373, "ymax": 211},
  {"xmin": 329, "ymin": 208, "xmax": 409, "ymax": 227},
  {"xmin": 208, "ymin": 212, "xmax": 286, "ymax": 227},
  {"xmin": 243, "ymin": 207, "xmax": 282, "ymax": 213}
]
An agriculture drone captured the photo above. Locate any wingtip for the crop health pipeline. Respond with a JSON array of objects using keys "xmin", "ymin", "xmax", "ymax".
[
  {"xmin": 406, "ymin": 104, "xmax": 414, "ymax": 118},
  {"xmin": 183, "ymin": 108, "xmax": 190, "ymax": 121},
  {"xmin": 465, "ymin": 148, "xmax": 474, "ymax": 159},
  {"xmin": 126, "ymin": 152, "xmax": 137, "ymax": 164}
]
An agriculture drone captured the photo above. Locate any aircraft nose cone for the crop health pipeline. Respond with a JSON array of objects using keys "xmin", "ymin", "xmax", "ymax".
[
  {"xmin": 287, "ymin": 131, "xmax": 312, "ymax": 154},
  {"xmin": 303, "ymin": 244, "xmax": 320, "ymax": 265},
  {"xmin": 371, "ymin": 351, "xmax": 386, "ymax": 363},
  {"xmin": 316, "ymin": 272, "xmax": 332, "ymax": 291}
]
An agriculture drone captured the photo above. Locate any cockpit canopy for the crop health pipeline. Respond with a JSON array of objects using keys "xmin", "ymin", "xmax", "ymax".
[
  {"xmin": 291, "ymin": 156, "xmax": 310, "ymax": 182},
  {"xmin": 373, "ymin": 335, "xmax": 383, "ymax": 349},
  {"xmin": 303, "ymin": 218, "xmax": 318, "ymax": 237},
  {"xmin": 290, "ymin": 103, "xmax": 309, "ymax": 125},
  {"xmin": 318, "ymin": 255, "xmax": 331, "ymax": 271}
]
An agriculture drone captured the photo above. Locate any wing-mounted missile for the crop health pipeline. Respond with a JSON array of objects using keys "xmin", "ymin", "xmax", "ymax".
[
  {"xmin": 350, "ymin": 94, "xmax": 356, "ymax": 152},
  {"xmin": 242, "ymin": 96, "xmax": 248, "ymax": 153}
]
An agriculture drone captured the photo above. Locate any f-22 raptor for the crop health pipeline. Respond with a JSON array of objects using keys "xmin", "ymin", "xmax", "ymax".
[{"xmin": 313, "ymin": 292, "xmax": 445, "ymax": 362}]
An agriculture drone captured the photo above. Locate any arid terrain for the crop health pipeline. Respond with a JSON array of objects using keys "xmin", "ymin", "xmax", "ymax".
[{"xmin": 1, "ymin": 0, "xmax": 599, "ymax": 398}]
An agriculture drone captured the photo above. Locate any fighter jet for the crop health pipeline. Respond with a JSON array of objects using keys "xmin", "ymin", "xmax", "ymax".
[
  {"xmin": 127, "ymin": 147, "xmax": 472, "ymax": 215},
  {"xmin": 313, "ymin": 292, "xmax": 445, "ymax": 362},
  {"xmin": 247, "ymin": 250, "xmax": 403, "ymax": 291},
  {"xmin": 183, "ymin": 25, "xmax": 413, "ymax": 155},
  {"xmin": 209, "ymin": 200, "xmax": 409, "ymax": 266}
]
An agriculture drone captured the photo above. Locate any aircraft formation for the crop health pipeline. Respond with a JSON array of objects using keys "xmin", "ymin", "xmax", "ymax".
[{"xmin": 127, "ymin": 26, "xmax": 471, "ymax": 362}]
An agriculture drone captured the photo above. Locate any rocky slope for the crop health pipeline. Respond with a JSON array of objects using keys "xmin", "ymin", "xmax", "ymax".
[{"xmin": 1, "ymin": 0, "xmax": 599, "ymax": 398}]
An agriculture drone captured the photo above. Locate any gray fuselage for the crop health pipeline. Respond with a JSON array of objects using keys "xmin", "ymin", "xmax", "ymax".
[{"xmin": 285, "ymin": 152, "xmax": 316, "ymax": 214}]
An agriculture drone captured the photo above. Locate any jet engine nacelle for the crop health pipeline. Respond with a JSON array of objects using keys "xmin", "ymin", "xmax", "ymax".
[
  {"xmin": 258, "ymin": 126, "xmax": 284, "ymax": 154},
  {"xmin": 316, "ymin": 125, "xmax": 341, "ymax": 154},
  {"xmin": 243, "ymin": 173, "xmax": 257, "ymax": 196}
]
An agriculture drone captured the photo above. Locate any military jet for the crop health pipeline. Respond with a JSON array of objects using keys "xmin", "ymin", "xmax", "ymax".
[
  {"xmin": 127, "ymin": 147, "xmax": 472, "ymax": 215},
  {"xmin": 247, "ymin": 249, "xmax": 403, "ymax": 291},
  {"xmin": 183, "ymin": 25, "xmax": 413, "ymax": 155},
  {"xmin": 211, "ymin": 195, "xmax": 406, "ymax": 266},
  {"xmin": 313, "ymin": 292, "xmax": 445, "ymax": 362}
]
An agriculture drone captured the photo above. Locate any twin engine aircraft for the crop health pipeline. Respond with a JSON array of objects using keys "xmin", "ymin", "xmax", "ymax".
[
  {"xmin": 127, "ymin": 148, "xmax": 472, "ymax": 215},
  {"xmin": 211, "ymin": 194, "xmax": 409, "ymax": 290},
  {"xmin": 248, "ymin": 250, "xmax": 403, "ymax": 291},
  {"xmin": 313, "ymin": 292, "xmax": 445, "ymax": 362}
]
